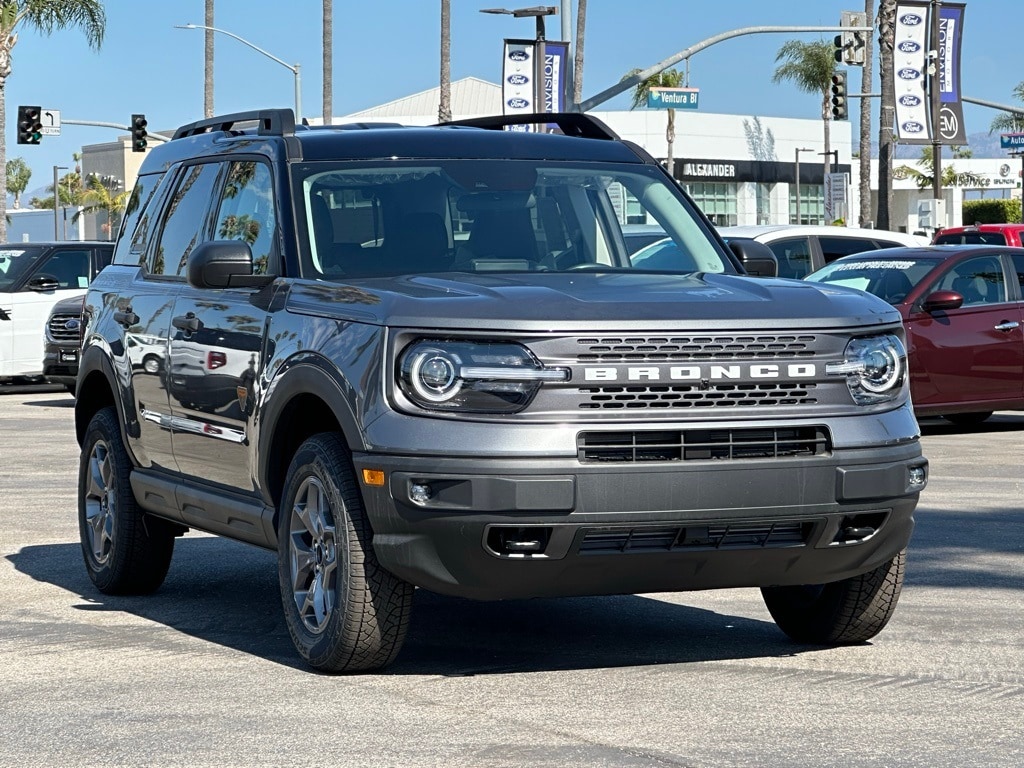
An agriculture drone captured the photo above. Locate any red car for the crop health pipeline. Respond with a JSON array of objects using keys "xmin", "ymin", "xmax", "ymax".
[
  {"xmin": 806, "ymin": 245, "xmax": 1024, "ymax": 425},
  {"xmin": 934, "ymin": 223, "xmax": 1024, "ymax": 247}
]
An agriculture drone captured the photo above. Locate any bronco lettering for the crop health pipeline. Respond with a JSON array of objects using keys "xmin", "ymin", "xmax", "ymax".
[{"xmin": 583, "ymin": 364, "xmax": 817, "ymax": 382}]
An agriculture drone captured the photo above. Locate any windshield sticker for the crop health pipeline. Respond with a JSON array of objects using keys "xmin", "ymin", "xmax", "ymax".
[{"xmin": 830, "ymin": 260, "xmax": 918, "ymax": 271}]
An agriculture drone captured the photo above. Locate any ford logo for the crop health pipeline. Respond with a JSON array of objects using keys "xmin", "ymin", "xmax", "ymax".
[
  {"xmin": 899, "ymin": 94, "xmax": 922, "ymax": 107},
  {"xmin": 898, "ymin": 68, "xmax": 921, "ymax": 80},
  {"xmin": 898, "ymin": 40, "xmax": 922, "ymax": 53},
  {"xmin": 64, "ymin": 318, "xmax": 81, "ymax": 331},
  {"xmin": 507, "ymin": 74, "xmax": 530, "ymax": 86},
  {"xmin": 506, "ymin": 97, "xmax": 530, "ymax": 109},
  {"xmin": 901, "ymin": 121, "xmax": 925, "ymax": 134},
  {"xmin": 508, "ymin": 50, "xmax": 529, "ymax": 62},
  {"xmin": 899, "ymin": 13, "xmax": 923, "ymax": 26}
]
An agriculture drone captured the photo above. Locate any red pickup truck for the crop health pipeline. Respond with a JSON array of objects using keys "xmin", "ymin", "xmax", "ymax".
[{"xmin": 933, "ymin": 223, "xmax": 1024, "ymax": 246}]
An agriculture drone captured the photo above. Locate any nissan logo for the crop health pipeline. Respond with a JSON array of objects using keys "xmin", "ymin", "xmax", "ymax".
[
  {"xmin": 506, "ymin": 97, "xmax": 530, "ymax": 109},
  {"xmin": 899, "ymin": 94, "xmax": 923, "ymax": 107},
  {"xmin": 508, "ymin": 50, "xmax": 529, "ymax": 62},
  {"xmin": 901, "ymin": 121, "xmax": 925, "ymax": 134},
  {"xmin": 898, "ymin": 40, "xmax": 922, "ymax": 53},
  {"xmin": 899, "ymin": 13, "xmax": 923, "ymax": 25},
  {"xmin": 507, "ymin": 74, "xmax": 530, "ymax": 86},
  {"xmin": 898, "ymin": 68, "xmax": 922, "ymax": 80}
]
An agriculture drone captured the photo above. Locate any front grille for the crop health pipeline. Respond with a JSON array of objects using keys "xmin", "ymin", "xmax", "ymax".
[
  {"xmin": 577, "ymin": 426, "xmax": 831, "ymax": 463},
  {"xmin": 47, "ymin": 314, "xmax": 82, "ymax": 343},
  {"xmin": 578, "ymin": 382, "xmax": 817, "ymax": 410},
  {"xmin": 575, "ymin": 335, "xmax": 817, "ymax": 363},
  {"xmin": 579, "ymin": 521, "xmax": 813, "ymax": 554}
]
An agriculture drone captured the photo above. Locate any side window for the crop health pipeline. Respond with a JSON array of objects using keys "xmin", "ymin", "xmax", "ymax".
[
  {"xmin": 934, "ymin": 256, "xmax": 1007, "ymax": 306},
  {"xmin": 95, "ymin": 247, "xmax": 114, "ymax": 273},
  {"xmin": 151, "ymin": 163, "xmax": 223, "ymax": 278},
  {"xmin": 112, "ymin": 173, "xmax": 165, "ymax": 267},
  {"xmin": 767, "ymin": 237, "xmax": 812, "ymax": 278},
  {"xmin": 213, "ymin": 161, "xmax": 277, "ymax": 275},
  {"xmin": 1011, "ymin": 254, "xmax": 1024, "ymax": 298},
  {"xmin": 818, "ymin": 236, "xmax": 879, "ymax": 264},
  {"xmin": 33, "ymin": 249, "xmax": 90, "ymax": 289}
]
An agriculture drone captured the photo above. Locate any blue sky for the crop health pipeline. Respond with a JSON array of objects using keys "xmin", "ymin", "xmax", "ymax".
[{"xmin": 7, "ymin": 0, "xmax": 1020, "ymax": 193}]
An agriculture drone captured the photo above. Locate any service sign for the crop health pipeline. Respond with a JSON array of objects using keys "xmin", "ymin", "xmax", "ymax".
[{"xmin": 893, "ymin": 1, "xmax": 931, "ymax": 144}]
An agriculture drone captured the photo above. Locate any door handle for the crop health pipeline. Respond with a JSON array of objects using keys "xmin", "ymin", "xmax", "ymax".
[
  {"xmin": 172, "ymin": 312, "xmax": 202, "ymax": 334},
  {"xmin": 113, "ymin": 308, "xmax": 139, "ymax": 327},
  {"xmin": 994, "ymin": 320, "xmax": 1020, "ymax": 332}
]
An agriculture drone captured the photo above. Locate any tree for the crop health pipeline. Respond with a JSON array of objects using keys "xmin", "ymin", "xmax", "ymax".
[
  {"xmin": 572, "ymin": 0, "xmax": 587, "ymax": 107},
  {"xmin": 627, "ymin": 68, "xmax": 684, "ymax": 177},
  {"xmin": 73, "ymin": 174, "xmax": 129, "ymax": 239},
  {"xmin": 204, "ymin": 0, "xmax": 214, "ymax": 118},
  {"xmin": 989, "ymin": 81, "xmax": 1024, "ymax": 134},
  {"xmin": 858, "ymin": 1, "xmax": 875, "ymax": 227},
  {"xmin": 894, "ymin": 146, "xmax": 983, "ymax": 190},
  {"xmin": 877, "ymin": 0, "xmax": 897, "ymax": 230},
  {"xmin": 30, "ymin": 169, "xmax": 83, "ymax": 209},
  {"xmin": 6, "ymin": 157, "xmax": 30, "ymax": 209},
  {"xmin": 323, "ymin": 0, "xmax": 332, "ymax": 124},
  {"xmin": 0, "ymin": 0, "xmax": 105, "ymax": 242},
  {"xmin": 438, "ymin": 0, "xmax": 450, "ymax": 122},
  {"xmin": 772, "ymin": 39, "xmax": 836, "ymax": 179}
]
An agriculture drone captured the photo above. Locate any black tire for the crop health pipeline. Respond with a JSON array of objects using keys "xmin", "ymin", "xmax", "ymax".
[
  {"xmin": 761, "ymin": 549, "xmax": 905, "ymax": 644},
  {"xmin": 78, "ymin": 406, "xmax": 175, "ymax": 594},
  {"xmin": 277, "ymin": 433, "xmax": 413, "ymax": 673},
  {"xmin": 944, "ymin": 411, "xmax": 993, "ymax": 427}
]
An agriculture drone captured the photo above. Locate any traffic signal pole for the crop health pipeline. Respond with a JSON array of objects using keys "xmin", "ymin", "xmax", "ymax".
[{"xmin": 60, "ymin": 118, "xmax": 168, "ymax": 143}]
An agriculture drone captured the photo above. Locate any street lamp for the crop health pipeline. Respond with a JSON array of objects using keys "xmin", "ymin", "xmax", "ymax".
[
  {"xmin": 794, "ymin": 148, "xmax": 814, "ymax": 225},
  {"xmin": 53, "ymin": 166, "xmax": 68, "ymax": 240},
  {"xmin": 175, "ymin": 23, "xmax": 301, "ymax": 122},
  {"xmin": 481, "ymin": 6, "xmax": 557, "ymax": 119}
]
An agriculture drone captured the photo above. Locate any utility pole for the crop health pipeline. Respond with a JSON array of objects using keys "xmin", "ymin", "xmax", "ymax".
[
  {"xmin": 929, "ymin": 0, "xmax": 942, "ymax": 205},
  {"xmin": 53, "ymin": 166, "xmax": 68, "ymax": 240}
]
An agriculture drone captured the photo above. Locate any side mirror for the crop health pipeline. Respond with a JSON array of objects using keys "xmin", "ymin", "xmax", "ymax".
[
  {"xmin": 921, "ymin": 290, "xmax": 964, "ymax": 312},
  {"xmin": 186, "ymin": 240, "xmax": 273, "ymax": 289},
  {"xmin": 27, "ymin": 274, "xmax": 60, "ymax": 292},
  {"xmin": 728, "ymin": 240, "xmax": 778, "ymax": 278}
]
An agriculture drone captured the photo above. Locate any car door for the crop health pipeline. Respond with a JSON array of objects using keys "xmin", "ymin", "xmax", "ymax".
[
  {"xmin": 905, "ymin": 254, "xmax": 1023, "ymax": 408},
  {"xmin": 167, "ymin": 159, "xmax": 278, "ymax": 493}
]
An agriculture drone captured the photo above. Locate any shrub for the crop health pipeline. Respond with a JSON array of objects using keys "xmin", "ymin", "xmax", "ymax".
[{"xmin": 961, "ymin": 198, "xmax": 1022, "ymax": 225}]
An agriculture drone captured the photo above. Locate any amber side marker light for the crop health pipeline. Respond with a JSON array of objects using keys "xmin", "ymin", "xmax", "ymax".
[{"xmin": 362, "ymin": 469, "xmax": 385, "ymax": 487}]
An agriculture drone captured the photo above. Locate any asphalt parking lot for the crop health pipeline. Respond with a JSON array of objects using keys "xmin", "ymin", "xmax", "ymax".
[{"xmin": 1, "ymin": 386, "xmax": 1022, "ymax": 767}]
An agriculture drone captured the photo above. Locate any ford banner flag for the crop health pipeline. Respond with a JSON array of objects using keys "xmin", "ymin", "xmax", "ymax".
[
  {"xmin": 501, "ymin": 38, "xmax": 568, "ymax": 132},
  {"xmin": 893, "ymin": 1, "xmax": 932, "ymax": 144}
]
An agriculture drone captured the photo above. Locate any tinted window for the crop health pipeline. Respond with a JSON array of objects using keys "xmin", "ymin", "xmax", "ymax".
[
  {"xmin": 96, "ymin": 246, "xmax": 114, "ymax": 271},
  {"xmin": 818, "ymin": 236, "xmax": 880, "ymax": 263},
  {"xmin": 933, "ymin": 256, "xmax": 1007, "ymax": 306},
  {"xmin": 152, "ymin": 163, "xmax": 222, "ymax": 277},
  {"xmin": 213, "ymin": 161, "xmax": 277, "ymax": 275},
  {"xmin": 35, "ymin": 249, "xmax": 90, "ymax": 289},
  {"xmin": 767, "ymin": 237, "xmax": 812, "ymax": 278},
  {"xmin": 0, "ymin": 246, "xmax": 46, "ymax": 291},
  {"xmin": 113, "ymin": 173, "xmax": 165, "ymax": 267},
  {"xmin": 1011, "ymin": 254, "xmax": 1024, "ymax": 297},
  {"xmin": 934, "ymin": 232, "xmax": 1007, "ymax": 246}
]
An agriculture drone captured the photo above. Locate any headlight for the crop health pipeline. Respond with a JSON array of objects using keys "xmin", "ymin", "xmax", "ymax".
[
  {"xmin": 399, "ymin": 340, "xmax": 568, "ymax": 413},
  {"xmin": 826, "ymin": 334, "xmax": 906, "ymax": 405}
]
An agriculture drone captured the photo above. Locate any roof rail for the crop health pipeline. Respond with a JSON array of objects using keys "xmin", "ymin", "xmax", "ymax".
[
  {"xmin": 173, "ymin": 108, "xmax": 296, "ymax": 140},
  {"xmin": 441, "ymin": 112, "xmax": 620, "ymax": 141}
]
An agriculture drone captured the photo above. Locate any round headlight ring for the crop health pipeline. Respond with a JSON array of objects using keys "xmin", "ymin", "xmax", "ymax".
[{"xmin": 408, "ymin": 348, "xmax": 462, "ymax": 403}]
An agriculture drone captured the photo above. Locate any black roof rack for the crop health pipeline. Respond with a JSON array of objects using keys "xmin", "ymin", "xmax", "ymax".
[
  {"xmin": 441, "ymin": 112, "xmax": 620, "ymax": 141},
  {"xmin": 173, "ymin": 108, "xmax": 296, "ymax": 140}
]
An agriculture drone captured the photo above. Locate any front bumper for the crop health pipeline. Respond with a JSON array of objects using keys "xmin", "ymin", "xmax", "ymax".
[{"xmin": 353, "ymin": 440, "xmax": 927, "ymax": 600}]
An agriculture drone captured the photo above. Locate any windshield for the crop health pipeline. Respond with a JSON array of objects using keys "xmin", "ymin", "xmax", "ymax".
[
  {"xmin": 293, "ymin": 160, "xmax": 735, "ymax": 279},
  {"xmin": 0, "ymin": 246, "xmax": 46, "ymax": 292},
  {"xmin": 805, "ymin": 257, "xmax": 937, "ymax": 304}
]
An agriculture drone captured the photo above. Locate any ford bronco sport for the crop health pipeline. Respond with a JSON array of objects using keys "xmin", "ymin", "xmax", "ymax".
[{"xmin": 75, "ymin": 109, "xmax": 927, "ymax": 672}]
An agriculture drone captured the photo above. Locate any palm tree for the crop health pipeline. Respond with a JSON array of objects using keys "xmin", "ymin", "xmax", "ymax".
[
  {"xmin": 0, "ymin": 0, "xmax": 105, "ymax": 242},
  {"xmin": 438, "ymin": 0, "xmax": 450, "ymax": 122},
  {"xmin": 772, "ymin": 39, "xmax": 836, "ymax": 180},
  {"xmin": 990, "ymin": 82, "xmax": 1024, "ymax": 134},
  {"xmin": 73, "ymin": 174, "xmax": 130, "ymax": 240},
  {"xmin": 323, "ymin": 0, "xmax": 332, "ymax": 124},
  {"xmin": 628, "ymin": 68, "xmax": 684, "ymax": 177},
  {"xmin": 858, "ymin": 0, "xmax": 875, "ymax": 227},
  {"xmin": 6, "ymin": 157, "xmax": 30, "ymax": 209},
  {"xmin": 204, "ymin": 0, "xmax": 214, "ymax": 118},
  {"xmin": 877, "ymin": 0, "xmax": 897, "ymax": 230},
  {"xmin": 572, "ymin": 0, "xmax": 587, "ymax": 107},
  {"xmin": 895, "ymin": 146, "xmax": 983, "ymax": 190},
  {"xmin": 30, "ymin": 169, "xmax": 83, "ymax": 209}
]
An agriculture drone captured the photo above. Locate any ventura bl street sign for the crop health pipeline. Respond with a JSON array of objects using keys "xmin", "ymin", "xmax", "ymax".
[{"xmin": 647, "ymin": 87, "xmax": 699, "ymax": 110}]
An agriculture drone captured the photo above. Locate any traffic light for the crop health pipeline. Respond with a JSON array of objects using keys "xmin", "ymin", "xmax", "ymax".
[
  {"xmin": 830, "ymin": 71, "xmax": 848, "ymax": 121},
  {"xmin": 833, "ymin": 35, "xmax": 846, "ymax": 64},
  {"xmin": 131, "ymin": 113, "xmax": 148, "ymax": 152},
  {"xmin": 17, "ymin": 105, "xmax": 43, "ymax": 145}
]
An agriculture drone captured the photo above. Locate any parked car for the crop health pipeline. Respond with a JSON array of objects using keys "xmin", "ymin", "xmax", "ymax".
[
  {"xmin": 932, "ymin": 223, "xmax": 1024, "ymax": 246},
  {"xmin": 0, "ymin": 241, "xmax": 113, "ymax": 382},
  {"xmin": 621, "ymin": 223, "xmax": 671, "ymax": 254},
  {"xmin": 718, "ymin": 225, "xmax": 928, "ymax": 279},
  {"xmin": 805, "ymin": 244, "xmax": 1024, "ymax": 425},
  {"xmin": 42, "ymin": 293, "xmax": 86, "ymax": 394}
]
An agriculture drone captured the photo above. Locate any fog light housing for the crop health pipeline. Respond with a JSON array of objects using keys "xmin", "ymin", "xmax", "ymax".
[
  {"xmin": 908, "ymin": 465, "xmax": 927, "ymax": 488},
  {"xmin": 409, "ymin": 483, "xmax": 432, "ymax": 505}
]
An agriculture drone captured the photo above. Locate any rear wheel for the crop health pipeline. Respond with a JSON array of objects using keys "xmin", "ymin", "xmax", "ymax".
[
  {"xmin": 78, "ymin": 406, "xmax": 175, "ymax": 594},
  {"xmin": 761, "ymin": 550, "xmax": 905, "ymax": 644},
  {"xmin": 944, "ymin": 411, "xmax": 992, "ymax": 427},
  {"xmin": 277, "ymin": 433, "xmax": 413, "ymax": 673}
]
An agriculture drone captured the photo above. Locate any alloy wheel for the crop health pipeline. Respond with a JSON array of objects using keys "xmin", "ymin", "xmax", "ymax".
[{"xmin": 288, "ymin": 476, "xmax": 338, "ymax": 634}]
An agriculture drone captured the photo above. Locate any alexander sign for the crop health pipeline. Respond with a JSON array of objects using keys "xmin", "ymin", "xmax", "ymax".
[{"xmin": 682, "ymin": 162, "xmax": 736, "ymax": 178}]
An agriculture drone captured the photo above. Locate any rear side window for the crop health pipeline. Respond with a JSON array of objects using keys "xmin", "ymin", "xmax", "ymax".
[
  {"xmin": 934, "ymin": 232, "xmax": 1007, "ymax": 245},
  {"xmin": 767, "ymin": 237, "xmax": 812, "ymax": 278},
  {"xmin": 112, "ymin": 173, "xmax": 165, "ymax": 266},
  {"xmin": 818, "ymin": 236, "xmax": 880, "ymax": 263}
]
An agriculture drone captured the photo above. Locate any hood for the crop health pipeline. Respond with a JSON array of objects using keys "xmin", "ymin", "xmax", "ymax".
[{"xmin": 285, "ymin": 272, "xmax": 901, "ymax": 332}]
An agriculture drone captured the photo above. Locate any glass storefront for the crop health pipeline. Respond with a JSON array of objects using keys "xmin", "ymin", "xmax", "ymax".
[
  {"xmin": 789, "ymin": 184, "xmax": 826, "ymax": 225},
  {"xmin": 684, "ymin": 182, "xmax": 738, "ymax": 226}
]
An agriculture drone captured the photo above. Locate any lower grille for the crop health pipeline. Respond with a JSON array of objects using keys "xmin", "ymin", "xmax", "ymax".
[
  {"xmin": 578, "ymin": 426, "xmax": 831, "ymax": 463},
  {"xmin": 579, "ymin": 521, "xmax": 813, "ymax": 554}
]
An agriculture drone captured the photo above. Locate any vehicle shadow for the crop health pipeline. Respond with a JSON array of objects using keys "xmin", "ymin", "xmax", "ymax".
[
  {"xmin": 918, "ymin": 413, "xmax": 1024, "ymax": 435},
  {"xmin": 9, "ymin": 537, "xmax": 808, "ymax": 676},
  {"xmin": 21, "ymin": 396, "xmax": 75, "ymax": 408}
]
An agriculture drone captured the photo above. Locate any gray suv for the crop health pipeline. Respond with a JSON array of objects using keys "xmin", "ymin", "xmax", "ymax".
[{"xmin": 75, "ymin": 109, "xmax": 927, "ymax": 672}]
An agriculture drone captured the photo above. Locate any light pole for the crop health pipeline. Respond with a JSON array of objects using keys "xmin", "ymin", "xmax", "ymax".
[
  {"xmin": 481, "ymin": 6, "xmax": 558, "ymax": 120},
  {"xmin": 794, "ymin": 148, "xmax": 814, "ymax": 225},
  {"xmin": 53, "ymin": 166, "xmax": 67, "ymax": 240},
  {"xmin": 175, "ymin": 23, "xmax": 301, "ymax": 122}
]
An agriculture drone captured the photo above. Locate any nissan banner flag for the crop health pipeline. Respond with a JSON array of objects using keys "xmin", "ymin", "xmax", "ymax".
[
  {"xmin": 893, "ymin": 2, "xmax": 931, "ymax": 144},
  {"xmin": 937, "ymin": 3, "xmax": 967, "ymax": 144}
]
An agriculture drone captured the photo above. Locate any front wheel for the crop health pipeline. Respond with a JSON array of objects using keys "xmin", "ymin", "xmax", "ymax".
[
  {"xmin": 78, "ymin": 406, "xmax": 175, "ymax": 594},
  {"xmin": 277, "ymin": 433, "xmax": 413, "ymax": 673},
  {"xmin": 761, "ymin": 550, "xmax": 906, "ymax": 644}
]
